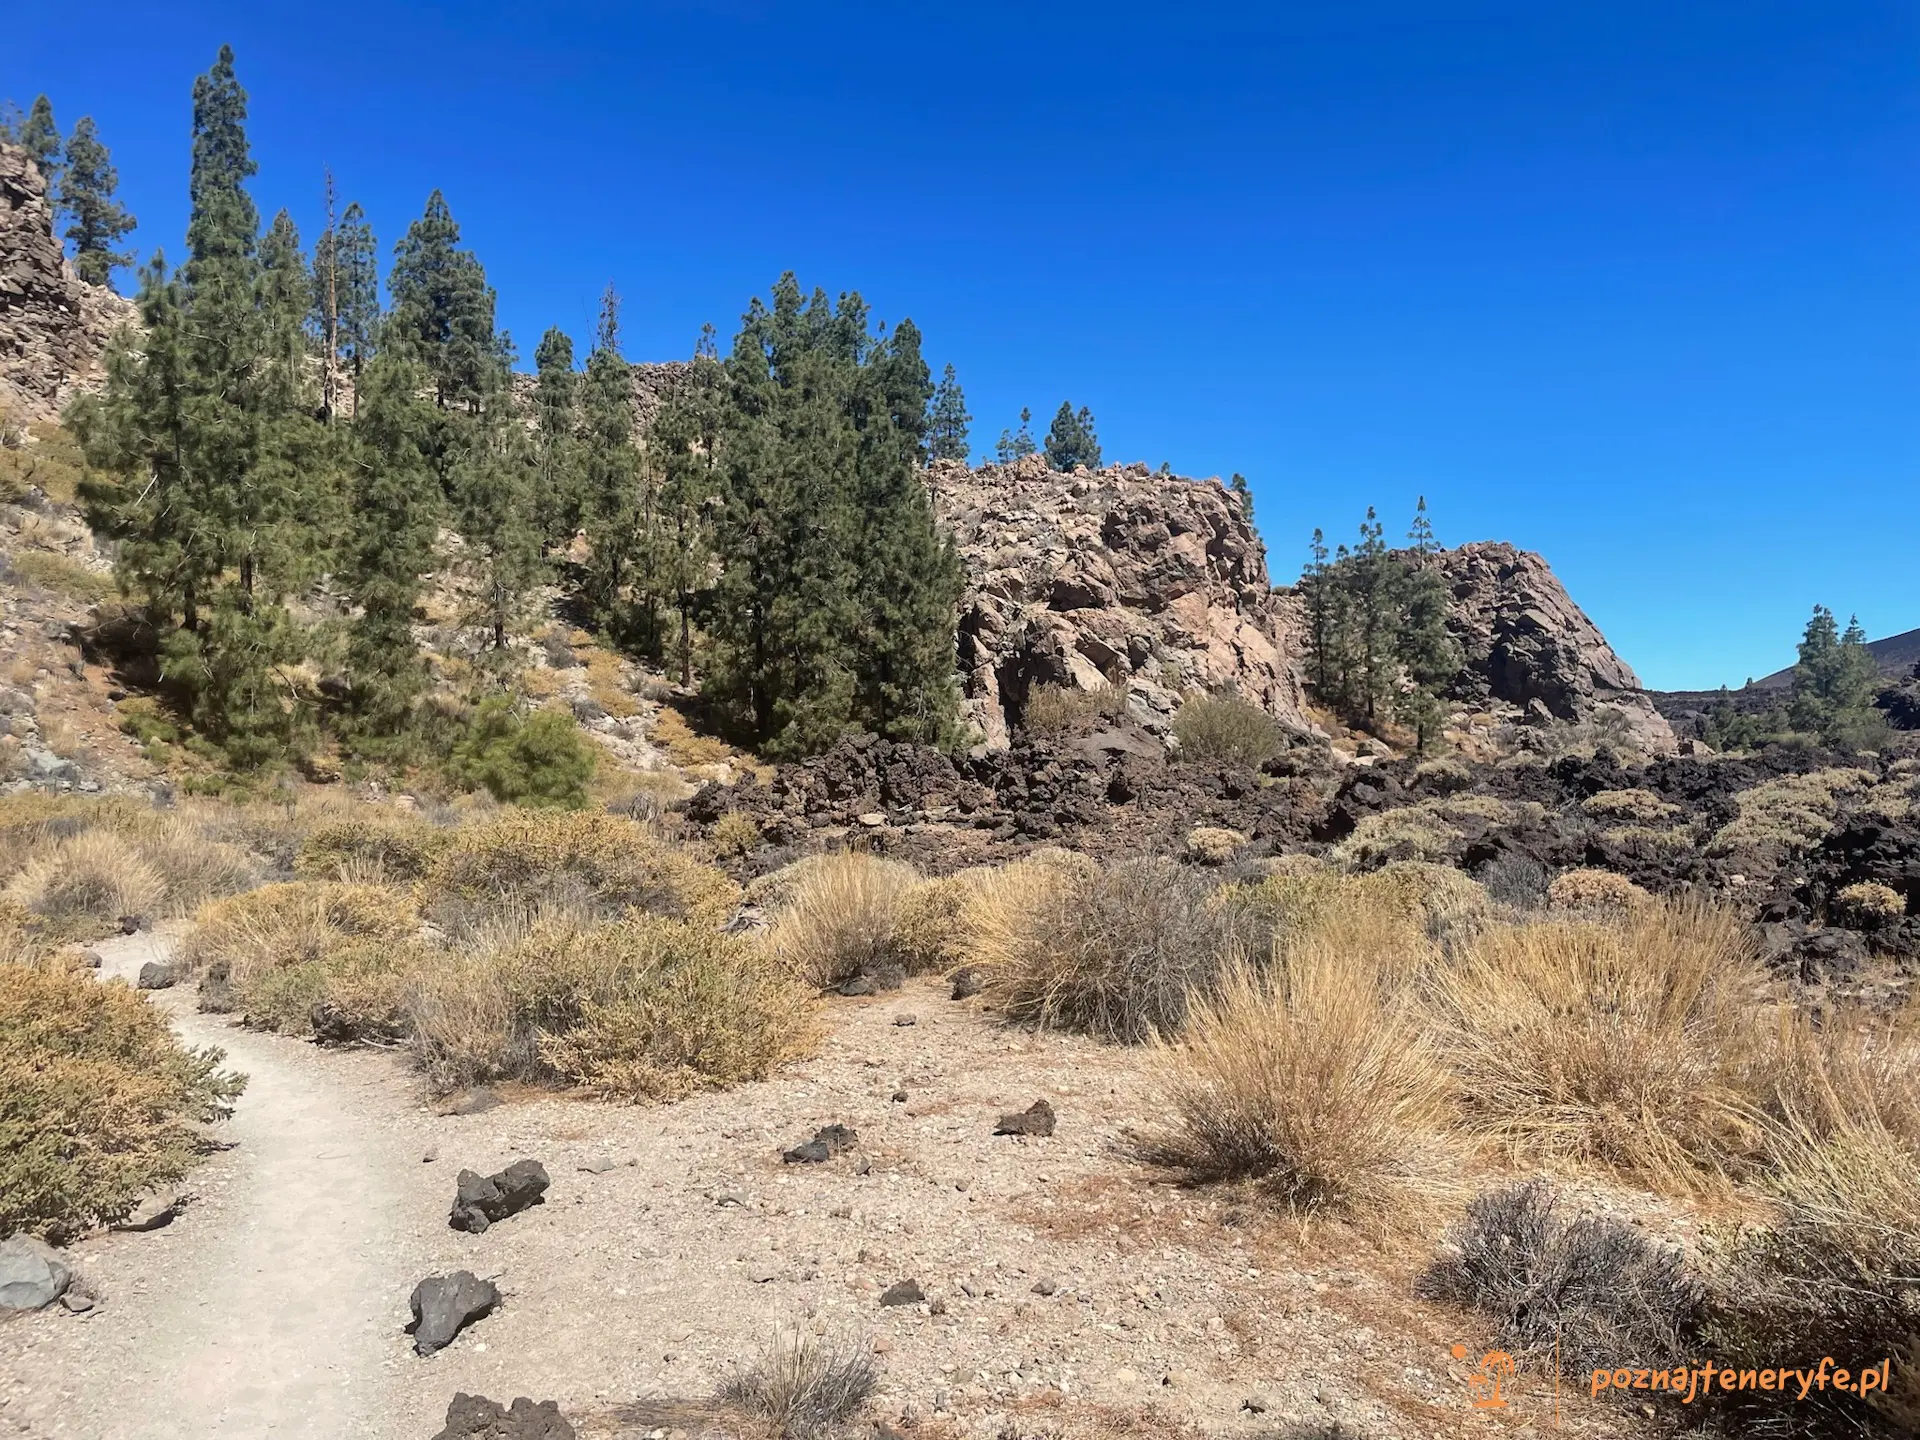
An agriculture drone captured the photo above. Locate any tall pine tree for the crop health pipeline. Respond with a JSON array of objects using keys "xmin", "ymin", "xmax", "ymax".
[
  {"xmin": 59, "ymin": 117, "xmax": 137, "ymax": 290},
  {"xmin": 579, "ymin": 285, "xmax": 640, "ymax": 635},
  {"xmin": 18, "ymin": 96, "xmax": 60, "ymax": 195},
  {"xmin": 1043, "ymin": 401, "xmax": 1102, "ymax": 470},
  {"xmin": 927, "ymin": 362, "xmax": 971, "ymax": 461},
  {"xmin": 531, "ymin": 325, "xmax": 581, "ymax": 545}
]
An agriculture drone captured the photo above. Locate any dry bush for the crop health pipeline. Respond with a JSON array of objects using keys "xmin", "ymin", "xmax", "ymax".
[
  {"xmin": 720, "ymin": 1329, "xmax": 877, "ymax": 1438},
  {"xmin": 983, "ymin": 856, "xmax": 1243, "ymax": 1042},
  {"xmin": 1413, "ymin": 756, "xmax": 1472, "ymax": 790},
  {"xmin": 768, "ymin": 851, "xmax": 923, "ymax": 987},
  {"xmin": 176, "ymin": 882, "xmax": 419, "ymax": 1035},
  {"xmin": 1475, "ymin": 850, "xmax": 1550, "ymax": 909},
  {"xmin": 1418, "ymin": 1181, "xmax": 1704, "ymax": 1373},
  {"xmin": 1599, "ymin": 825, "xmax": 1695, "ymax": 859},
  {"xmin": 1022, "ymin": 682, "xmax": 1125, "ymax": 738},
  {"xmin": 1331, "ymin": 808, "xmax": 1461, "ymax": 869},
  {"xmin": 1545, "ymin": 867, "xmax": 1648, "ymax": 911},
  {"xmin": 1171, "ymin": 689, "xmax": 1288, "ymax": 769},
  {"xmin": 405, "ymin": 915, "xmax": 814, "ymax": 1099},
  {"xmin": 894, "ymin": 872, "xmax": 987, "ymax": 975},
  {"xmin": 0, "ymin": 962, "xmax": 244, "ymax": 1241},
  {"xmin": 709, "ymin": 811, "xmax": 762, "ymax": 858},
  {"xmin": 1137, "ymin": 946, "xmax": 1450, "ymax": 1214},
  {"xmin": 424, "ymin": 809, "xmax": 738, "ymax": 936},
  {"xmin": 1581, "ymin": 787, "xmax": 1680, "ymax": 823},
  {"xmin": 1433, "ymin": 900, "xmax": 1773, "ymax": 1181},
  {"xmin": 1184, "ymin": 826, "xmax": 1247, "ymax": 865},
  {"xmin": 294, "ymin": 813, "xmax": 452, "ymax": 882},
  {"xmin": 653, "ymin": 705, "xmax": 731, "ymax": 765},
  {"xmin": 9, "ymin": 550, "xmax": 115, "ymax": 603},
  {"xmin": 125, "ymin": 814, "xmax": 259, "ymax": 913},
  {"xmin": 4, "ymin": 829, "xmax": 166, "ymax": 936},
  {"xmin": 1834, "ymin": 880, "xmax": 1906, "ymax": 925},
  {"xmin": 1707, "ymin": 768, "xmax": 1877, "ymax": 859},
  {"xmin": 1711, "ymin": 1116, "xmax": 1920, "ymax": 1438},
  {"xmin": 948, "ymin": 850, "xmax": 1092, "ymax": 981},
  {"xmin": 1220, "ymin": 862, "xmax": 1486, "ymax": 963}
]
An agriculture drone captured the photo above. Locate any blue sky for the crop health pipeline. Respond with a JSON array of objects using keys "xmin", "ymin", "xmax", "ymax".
[{"xmin": 8, "ymin": 1, "xmax": 1916, "ymax": 689}]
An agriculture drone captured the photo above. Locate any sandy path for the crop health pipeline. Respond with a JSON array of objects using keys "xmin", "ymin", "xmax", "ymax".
[{"xmin": 1, "ymin": 932, "xmax": 420, "ymax": 1438}]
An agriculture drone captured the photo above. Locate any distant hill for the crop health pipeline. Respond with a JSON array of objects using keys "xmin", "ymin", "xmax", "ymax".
[{"xmin": 1750, "ymin": 626, "xmax": 1920, "ymax": 690}]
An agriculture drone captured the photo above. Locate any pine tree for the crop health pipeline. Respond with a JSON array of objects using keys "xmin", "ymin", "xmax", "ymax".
[
  {"xmin": 1303, "ymin": 529, "xmax": 1334, "ymax": 694},
  {"xmin": 927, "ymin": 362, "xmax": 971, "ymax": 461},
  {"xmin": 19, "ymin": 95, "xmax": 60, "ymax": 195},
  {"xmin": 995, "ymin": 406, "xmax": 1037, "ymax": 463},
  {"xmin": 456, "ymin": 397, "xmax": 545, "ymax": 651},
  {"xmin": 334, "ymin": 203, "xmax": 379, "ymax": 378},
  {"xmin": 1043, "ymin": 401, "xmax": 1102, "ymax": 471},
  {"xmin": 1229, "ymin": 472, "xmax": 1252, "ymax": 519},
  {"xmin": 531, "ymin": 325, "xmax": 580, "ymax": 545},
  {"xmin": 1393, "ymin": 499, "xmax": 1460, "ymax": 749},
  {"xmin": 387, "ymin": 191, "xmax": 500, "ymax": 413},
  {"xmin": 579, "ymin": 285, "xmax": 639, "ymax": 634},
  {"xmin": 1790, "ymin": 606, "xmax": 1886, "ymax": 748},
  {"xmin": 647, "ymin": 330, "xmax": 723, "ymax": 685},
  {"xmin": 59, "ymin": 117, "xmax": 137, "ymax": 290}
]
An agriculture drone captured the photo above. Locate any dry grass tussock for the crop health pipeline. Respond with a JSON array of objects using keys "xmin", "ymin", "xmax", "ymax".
[
  {"xmin": 1137, "ymin": 942, "xmax": 1453, "ymax": 1216},
  {"xmin": 0, "ymin": 960, "xmax": 244, "ymax": 1241},
  {"xmin": 423, "ymin": 808, "xmax": 737, "ymax": 936},
  {"xmin": 405, "ymin": 914, "xmax": 815, "ymax": 1099},
  {"xmin": 294, "ymin": 812, "xmax": 452, "ymax": 882},
  {"xmin": 1433, "ymin": 899, "xmax": 1777, "ymax": 1183},
  {"xmin": 1021, "ymin": 681, "xmax": 1127, "ymax": 738},
  {"xmin": 1222, "ymin": 860, "xmax": 1488, "ymax": 964},
  {"xmin": 1580, "ymin": 787, "xmax": 1680, "ymax": 823},
  {"xmin": 176, "ymin": 881, "xmax": 420, "ymax": 1035},
  {"xmin": 3, "ymin": 829, "xmax": 167, "ymax": 936},
  {"xmin": 767, "ymin": 851, "xmax": 923, "ymax": 987},
  {"xmin": 980, "ymin": 855, "xmax": 1244, "ymax": 1042},
  {"xmin": 719, "ymin": 1329, "xmax": 877, "ymax": 1438}
]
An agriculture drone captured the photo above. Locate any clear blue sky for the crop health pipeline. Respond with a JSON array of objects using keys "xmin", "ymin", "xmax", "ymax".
[{"xmin": 8, "ymin": 2, "xmax": 1916, "ymax": 690}]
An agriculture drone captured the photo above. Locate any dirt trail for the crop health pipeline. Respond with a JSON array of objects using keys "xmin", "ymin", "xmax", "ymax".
[{"xmin": 3, "ymin": 932, "xmax": 417, "ymax": 1438}]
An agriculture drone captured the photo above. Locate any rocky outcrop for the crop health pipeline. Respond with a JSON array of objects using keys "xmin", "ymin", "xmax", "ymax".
[
  {"xmin": 929, "ymin": 455, "xmax": 1306, "ymax": 750},
  {"xmin": 1430, "ymin": 542, "xmax": 1675, "ymax": 754},
  {"xmin": 0, "ymin": 145, "xmax": 136, "ymax": 424}
]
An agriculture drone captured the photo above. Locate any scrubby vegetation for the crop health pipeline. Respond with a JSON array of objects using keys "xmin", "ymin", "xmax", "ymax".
[
  {"xmin": 767, "ymin": 852, "xmax": 923, "ymax": 988},
  {"xmin": 0, "ymin": 960, "xmax": 243, "ymax": 1241},
  {"xmin": 1170, "ymin": 688, "xmax": 1290, "ymax": 768}
]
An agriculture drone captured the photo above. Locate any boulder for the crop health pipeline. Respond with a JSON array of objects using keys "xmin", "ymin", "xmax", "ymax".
[
  {"xmin": 431, "ymin": 1393, "xmax": 576, "ymax": 1440},
  {"xmin": 408, "ymin": 1271, "xmax": 499, "ymax": 1355},
  {"xmin": 449, "ymin": 1160, "xmax": 550, "ymax": 1234},
  {"xmin": 0, "ymin": 1235, "xmax": 72, "ymax": 1310},
  {"xmin": 782, "ymin": 1124, "xmax": 859, "ymax": 1165},
  {"xmin": 879, "ymin": 1278, "xmax": 926, "ymax": 1307},
  {"xmin": 949, "ymin": 966, "xmax": 986, "ymax": 1000},
  {"xmin": 135, "ymin": 960, "xmax": 174, "ymax": 990}
]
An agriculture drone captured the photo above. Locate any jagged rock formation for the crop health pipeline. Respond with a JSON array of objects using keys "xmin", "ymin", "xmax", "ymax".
[
  {"xmin": 929, "ymin": 455, "xmax": 1305, "ymax": 750},
  {"xmin": 508, "ymin": 360, "xmax": 690, "ymax": 439},
  {"xmin": 1430, "ymin": 541, "xmax": 1675, "ymax": 754},
  {"xmin": 0, "ymin": 145, "xmax": 136, "ymax": 424}
]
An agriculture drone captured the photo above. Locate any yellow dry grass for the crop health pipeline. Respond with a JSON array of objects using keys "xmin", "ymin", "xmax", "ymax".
[{"xmin": 767, "ymin": 850, "xmax": 923, "ymax": 987}]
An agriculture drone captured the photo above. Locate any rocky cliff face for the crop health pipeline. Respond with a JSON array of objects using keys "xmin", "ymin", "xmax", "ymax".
[
  {"xmin": 1431, "ymin": 541, "xmax": 1674, "ymax": 753},
  {"xmin": 0, "ymin": 145, "xmax": 136, "ymax": 424},
  {"xmin": 927, "ymin": 455, "xmax": 1308, "ymax": 750}
]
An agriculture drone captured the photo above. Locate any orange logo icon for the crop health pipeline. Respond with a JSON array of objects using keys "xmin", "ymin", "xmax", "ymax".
[{"xmin": 1453, "ymin": 1343, "xmax": 1516, "ymax": 1410}]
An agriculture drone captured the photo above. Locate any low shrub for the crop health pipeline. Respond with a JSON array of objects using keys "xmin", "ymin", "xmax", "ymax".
[
  {"xmin": 176, "ymin": 881, "xmax": 418, "ymax": 1035},
  {"xmin": 1581, "ymin": 788, "xmax": 1680, "ymax": 823},
  {"xmin": 424, "ymin": 810, "xmax": 737, "ymax": 935},
  {"xmin": 1331, "ymin": 808, "xmax": 1460, "ymax": 869},
  {"xmin": 0, "ymin": 962, "xmax": 244, "ymax": 1241},
  {"xmin": 1476, "ymin": 850, "xmax": 1550, "ymax": 909},
  {"xmin": 708, "ymin": 811, "xmax": 762, "ymax": 858},
  {"xmin": 1413, "ymin": 756, "xmax": 1472, "ymax": 791},
  {"xmin": 720, "ymin": 1329, "xmax": 877, "ymax": 1438},
  {"xmin": 893, "ymin": 873, "xmax": 984, "ymax": 975},
  {"xmin": 1418, "ymin": 1181, "xmax": 1704, "ymax": 1373},
  {"xmin": 1137, "ymin": 946, "xmax": 1449, "ymax": 1214},
  {"xmin": 294, "ymin": 813, "xmax": 452, "ymax": 883},
  {"xmin": 653, "ymin": 705, "xmax": 732, "ymax": 766},
  {"xmin": 9, "ymin": 550, "xmax": 115, "ymax": 602},
  {"xmin": 1599, "ymin": 825, "xmax": 1695, "ymax": 860},
  {"xmin": 1434, "ymin": 901, "xmax": 1772, "ymax": 1181},
  {"xmin": 1021, "ymin": 682, "xmax": 1125, "ymax": 738},
  {"xmin": 405, "ymin": 915, "xmax": 815, "ymax": 1099},
  {"xmin": 1707, "ymin": 768, "xmax": 1877, "ymax": 859},
  {"xmin": 3, "ymin": 829, "xmax": 166, "ymax": 937},
  {"xmin": 1221, "ymin": 863, "xmax": 1486, "ymax": 962},
  {"xmin": 984, "ymin": 855, "xmax": 1243, "ymax": 1042},
  {"xmin": 768, "ymin": 851, "xmax": 923, "ymax": 988},
  {"xmin": 1171, "ymin": 689, "xmax": 1289, "ymax": 769},
  {"xmin": 1185, "ymin": 826, "xmax": 1246, "ymax": 865},
  {"xmin": 1545, "ymin": 867, "xmax": 1648, "ymax": 910},
  {"xmin": 1834, "ymin": 880, "xmax": 1906, "ymax": 926},
  {"xmin": 448, "ymin": 697, "xmax": 596, "ymax": 808}
]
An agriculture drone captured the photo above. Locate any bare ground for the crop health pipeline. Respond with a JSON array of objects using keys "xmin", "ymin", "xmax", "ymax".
[{"xmin": 0, "ymin": 939, "xmax": 1684, "ymax": 1440}]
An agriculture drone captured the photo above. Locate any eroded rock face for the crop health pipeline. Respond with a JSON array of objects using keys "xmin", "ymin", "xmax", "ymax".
[
  {"xmin": 1430, "ymin": 542, "xmax": 1675, "ymax": 754},
  {"xmin": 929, "ymin": 456, "xmax": 1307, "ymax": 750},
  {"xmin": 0, "ymin": 144, "xmax": 136, "ymax": 423}
]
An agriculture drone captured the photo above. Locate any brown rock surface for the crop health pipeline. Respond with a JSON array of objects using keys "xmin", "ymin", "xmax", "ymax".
[
  {"xmin": 0, "ymin": 144, "xmax": 136, "ymax": 423},
  {"xmin": 1430, "ymin": 541, "xmax": 1675, "ymax": 753},
  {"xmin": 929, "ymin": 455, "xmax": 1307, "ymax": 750}
]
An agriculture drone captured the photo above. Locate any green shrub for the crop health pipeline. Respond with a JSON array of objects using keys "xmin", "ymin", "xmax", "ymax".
[
  {"xmin": 1707, "ymin": 768, "xmax": 1876, "ymax": 859},
  {"xmin": 1581, "ymin": 788, "xmax": 1679, "ymax": 824},
  {"xmin": 1171, "ymin": 689, "xmax": 1288, "ymax": 768},
  {"xmin": 0, "ymin": 962, "xmax": 244, "ymax": 1241},
  {"xmin": 1835, "ymin": 881, "xmax": 1906, "ymax": 926},
  {"xmin": 449, "ymin": 697, "xmax": 596, "ymax": 808},
  {"xmin": 709, "ymin": 811, "xmax": 762, "ymax": 858}
]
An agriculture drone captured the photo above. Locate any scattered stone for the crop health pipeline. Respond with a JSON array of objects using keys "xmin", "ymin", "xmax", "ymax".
[
  {"xmin": 58, "ymin": 1289, "xmax": 95, "ymax": 1314},
  {"xmin": 447, "ymin": 1088, "xmax": 502, "ymax": 1116},
  {"xmin": 837, "ymin": 974, "xmax": 876, "ymax": 997},
  {"xmin": 408, "ymin": 1271, "xmax": 499, "ymax": 1355},
  {"xmin": 782, "ymin": 1124, "xmax": 859, "ymax": 1164},
  {"xmin": 994, "ymin": 1099, "xmax": 1056, "ymax": 1137},
  {"xmin": 714, "ymin": 1191, "xmax": 747, "ymax": 1208},
  {"xmin": 431, "ymin": 1392, "xmax": 575, "ymax": 1439},
  {"xmin": 929, "ymin": 1295, "xmax": 949, "ymax": 1316},
  {"xmin": 449, "ymin": 1160, "xmax": 550, "ymax": 1233},
  {"xmin": 423, "ymin": 1147, "xmax": 439, "ymax": 1164},
  {"xmin": 80, "ymin": 949, "xmax": 102, "ymax": 969},
  {"xmin": 0, "ymin": 1236, "xmax": 71, "ymax": 1311},
  {"xmin": 891, "ymin": 1089, "xmax": 908, "ymax": 1103},
  {"xmin": 577, "ymin": 1156, "xmax": 616, "ymax": 1174},
  {"xmin": 135, "ymin": 960, "xmax": 174, "ymax": 990},
  {"xmin": 893, "ymin": 1013, "xmax": 917, "ymax": 1027},
  {"xmin": 117, "ymin": 914, "xmax": 142, "ymax": 935},
  {"xmin": 1243, "ymin": 1391, "xmax": 1277, "ymax": 1415},
  {"xmin": 949, "ymin": 966, "xmax": 985, "ymax": 1000},
  {"xmin": 1030, "ymin": 1277, "xmax": 1059, "ymax": 1296},
  {"xmin": 745, "ymin": 1262, "xmax": 779, "ymax": 1284},
  {"xmin": 857, "ymin": 811, "xmax": 886, "ymax": 828},
  {"xmin": 879, "ymin": 1279, "xmax": 925, "ymax": 1307},
  {"xmin": 110, "ymin": 1194, "xmax": 185, "ymax": 1232},
  {"xmin": 836, "ymin": 963, "xmax": 905, "ymax": 996},
  {"xmin": 872, "ymin": 1335, "xmax": 894, "ymax": 1355}
]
